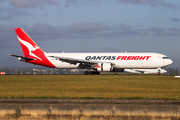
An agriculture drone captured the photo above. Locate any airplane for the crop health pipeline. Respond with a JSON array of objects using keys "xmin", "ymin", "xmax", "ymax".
[
  {"xmin": 124, "ymin": 69, "xmax": 167, "ymax": 74},
  {"xmin": 9, "ymin": 28, "xmax": 173, "ymax": 75}
]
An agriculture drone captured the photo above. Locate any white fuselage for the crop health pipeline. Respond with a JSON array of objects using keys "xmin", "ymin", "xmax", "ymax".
[{"xmin": 45, "ymin": 52, "xmax": 172, "ymax": 69}]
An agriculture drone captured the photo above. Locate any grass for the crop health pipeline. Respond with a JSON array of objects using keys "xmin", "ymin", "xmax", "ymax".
[{"xmin": 0, "ymin": 75, "xmax": 180, "ymax": 100}]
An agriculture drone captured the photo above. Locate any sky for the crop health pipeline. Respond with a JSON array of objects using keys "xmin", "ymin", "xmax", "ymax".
[{"xmin": 1, "ymin": 0, "xmax": 180, "ymax": 68}]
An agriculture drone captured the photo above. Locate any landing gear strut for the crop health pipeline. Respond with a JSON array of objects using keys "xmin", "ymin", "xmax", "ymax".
[
  {"xmin": 157, "ymin": 68, "xmax": 161, "ymax": 75},
  {"xmin": 84, "ymin": 71, "xmax": 100, "ymax": 75}
]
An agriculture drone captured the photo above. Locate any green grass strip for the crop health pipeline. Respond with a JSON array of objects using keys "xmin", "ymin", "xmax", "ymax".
[{"xmin": 0, "ymin": 75, "xmax": 179, "ymax": 100}]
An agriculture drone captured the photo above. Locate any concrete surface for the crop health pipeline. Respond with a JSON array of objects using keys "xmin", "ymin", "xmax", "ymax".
[{"xmin": 0, "ymin": 99, "xmax": 180, "ymax": 120}]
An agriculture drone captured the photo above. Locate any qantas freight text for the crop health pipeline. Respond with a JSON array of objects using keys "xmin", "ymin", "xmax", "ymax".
[{"xmin": 85, "ymin": 56, "xmax": 151, "ymax": 61}]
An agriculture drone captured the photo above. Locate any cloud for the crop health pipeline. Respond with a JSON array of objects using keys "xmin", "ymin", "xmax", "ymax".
[
  {"xmin": 100, "ymin": 47, "xmax": 120, "ymax": 52},
  {"xmin": 117, "ymin": 0, "xmax": 179, "ymax": 9},
  {"xmin": 64, "ymin": 0, "xmax": 95, "ymax": 7},
  {"xmin": 26, "ymin": 23, "xmax": 180, "ymax": 39},
  {"xmin": 21, "ymin": 23, "xmax": 109, "ymax": 40},
  {"xmin": 64, "ymin": 0, "xmax": 77, "ymax": 7},
  {"xmin": 0, "ymin": 0, "xmax": 5, "ymax": 3},
  {"xmin": 0, "ymin": 7, "xmax": 30, "ymax": 20},
  {"xmin": 169, "ymin": 18, "xmax": 180, "ymax": 22},
  {"xmin": 66, "ymin": 23, "xmax": 111, "ymax": 32},
  {"xmin": 146, "ymin": 27, "xmax": 180, "ymax": 36},
  {"xmin": 146, "ymin": 27, "xmax": 165, "ymax": 32},
  {"xmin": 10, "ymin": 0, "xmax": 59, "ymax": 8},
  {"xmin": 1, "ymin": 23, "xmax": 180, "ymax": 46},
  {"xmin": 168, "ymin": 27, "xmax": 180, "ymax": 32},
  {"xmin": 113, "ymin": 23, "xmax": 132, "ymax": 31},
  {"xmin": 0, "ymin": 25, "xmax": 21, "ymax": 54},
  {"xmin": 0, "ymin": 0, "xmax": 60, "ymax": 20}
]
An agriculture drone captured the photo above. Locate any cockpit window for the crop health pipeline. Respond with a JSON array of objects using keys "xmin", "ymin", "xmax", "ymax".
[{"xmin": 162, "ymin": 57, "xmax": 169, "ymax": 59}]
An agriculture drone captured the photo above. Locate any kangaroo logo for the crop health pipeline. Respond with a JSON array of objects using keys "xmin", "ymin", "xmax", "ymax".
[{"xmin": 17, "ymin": 36, "xmax": 42, "ymax": 61}]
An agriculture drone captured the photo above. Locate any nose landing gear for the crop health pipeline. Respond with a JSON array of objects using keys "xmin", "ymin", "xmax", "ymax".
[
  {"xmin": 157, "ymin": 68, "xmax": 161, "ymax": 75},
  {"xmin": 157, "ymin": 72, "xmax": 161, "ymax": 75}
]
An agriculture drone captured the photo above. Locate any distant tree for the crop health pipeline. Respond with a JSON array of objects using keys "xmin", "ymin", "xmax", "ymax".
[
  {"xmin": 167, "ymin": 68, "xmax": 180, "ymax": 75},
  {"xmin": 175, "ymin": 68, "xmax": 179, "ymax": 75},
  {"xmin": 22, "ymin": 68, "xmax": 27, "ymax": 74},
  {"xmin": 46, "ymin": 69, "xmax": 51, "ymax": 74},
  {"xmin": 9, "ymin": 68, "xmax": 14, "ymax": 74},
  {"xmin": 13, "ymin": 68, "xmax": 17, "ymax": 74},
  {"xmin": 39, "ymin": 68, "xmax": 43, "ymax": 74},
  {"xmin": 17, "ymin": 68, "xmax": 21, "ymax": 74},
  {"xmin": 27, "ymin": 67, "xmax": 33, "ymax": 74}
]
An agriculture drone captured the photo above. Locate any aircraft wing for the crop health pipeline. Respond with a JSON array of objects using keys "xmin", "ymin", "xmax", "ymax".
[
  {"xmin": 49, "ymin": 56, "xmax": 102, "ymax": 65},
  {"xmin": 9, "ymin": 54, "xmax": 36, "ymax": 60}
]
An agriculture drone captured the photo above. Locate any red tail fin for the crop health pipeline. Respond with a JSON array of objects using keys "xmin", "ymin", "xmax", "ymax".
[
  {"xmin": 14, "ymin": 28, "xmax": 44, "ymax": 58},
  {"xmin": 14, "ymin": 28, "xmax": 56, "ymax": 68}
]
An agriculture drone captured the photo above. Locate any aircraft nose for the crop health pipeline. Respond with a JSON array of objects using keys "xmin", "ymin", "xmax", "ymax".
[
  {"xmin": 167, "ymin": 59, "xmax": 173, "ymax": 65},
  {"xmin": 163, "ymin": 59, "xmax": 173, "ymax": 67},
  {"xmin": 169, "ymin": 59, "xmax": 173, "ymax": 64}
]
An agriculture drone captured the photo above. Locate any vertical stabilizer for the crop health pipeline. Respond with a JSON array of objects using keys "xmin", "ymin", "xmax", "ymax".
[
  {"xmin": 14, "ymin": 28, "xmax": 56, "ymax": 68},
  {"xmin": 14, "ymin": 28, "xmax": 43, "ymax": 59}
]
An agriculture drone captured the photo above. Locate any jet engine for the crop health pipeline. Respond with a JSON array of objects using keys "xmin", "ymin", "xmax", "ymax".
[
  {"xmin": 97, "ymin": 63, "xmax": 113, "ymax": 72},
  {"xmin": 96, "ymin": 63, "xmax": 124, "ymax": 72}
]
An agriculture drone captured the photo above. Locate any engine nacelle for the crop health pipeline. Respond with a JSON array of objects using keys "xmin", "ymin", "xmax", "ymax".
[
  {"xmin": 96, "ymin": 63, "xmax": 124, "ymax": 72},
  {"xmin": 97, "ymin": 63, "xmax": 113, "ymax": 72}
]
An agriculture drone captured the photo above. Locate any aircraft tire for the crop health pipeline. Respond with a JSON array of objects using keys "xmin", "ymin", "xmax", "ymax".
[
  {"xmin": 88, "ymin": 71, "xmax": 92, "ymax": 75},
  {"xmin": 95, "ymin": 72, "xmax": 100, "ymax": 75},
  {"xmin": 84, "ymin": 71, "xmax": 100, "ymax": 75},
  {"xmin": 157, "ymin": 72, "xmax": 161, "ymax": 75},
  {"xmin": 84, "ymin": 71, "xmax": 89, "ymax": 75}
]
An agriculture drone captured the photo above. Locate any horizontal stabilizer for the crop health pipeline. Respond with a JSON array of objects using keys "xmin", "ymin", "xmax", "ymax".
[{"xmin": 8, "ymin": 54, "xmax": 36, "ymax": 60}]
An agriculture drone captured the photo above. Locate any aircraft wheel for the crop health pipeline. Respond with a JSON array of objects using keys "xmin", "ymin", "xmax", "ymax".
[
  {"xmin": 84, "ymin": 71, "xmax": 100, "ymax": 75},
  {"xmin": 84, "ymin": 71, "xmax": 89, "ymax": 75},
  {"xmin": 95, "ymin": 72, "xmax": 100, "ymax": 75},
  {"xmin": 157, "ymin": 72, "xmax": 161, "ymax": 75},
  {"xmin": 88, "ymin": 71, "xmax": 92, "ymax": 75}
]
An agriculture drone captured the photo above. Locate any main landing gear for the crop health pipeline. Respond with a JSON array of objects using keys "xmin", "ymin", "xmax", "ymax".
[{"xmin": 84, "ymin": 71, "xmax": 100, "ymax": 75}]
